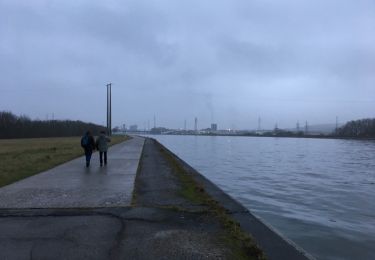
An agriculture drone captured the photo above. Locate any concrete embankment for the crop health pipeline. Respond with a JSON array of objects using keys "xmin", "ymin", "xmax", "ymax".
[{"xmin": 0, "ymin": 136, "xmax": 313, "ymax": 259}]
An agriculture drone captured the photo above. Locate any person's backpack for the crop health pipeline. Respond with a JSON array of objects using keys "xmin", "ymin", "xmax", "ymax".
[{"xmin": 81, "ymin": 135, "xmax": 89, "ymax": 147}]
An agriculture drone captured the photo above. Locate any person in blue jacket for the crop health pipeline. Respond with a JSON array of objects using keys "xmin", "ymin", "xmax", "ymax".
[{"xmin": 81, "ymin": 131, "xmax": 96, "ymax": 167}]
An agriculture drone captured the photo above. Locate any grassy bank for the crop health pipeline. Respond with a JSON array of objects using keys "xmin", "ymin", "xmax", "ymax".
[{"xmin": 0, "ymin": 135, "xmax": 129, "ymax": 188}]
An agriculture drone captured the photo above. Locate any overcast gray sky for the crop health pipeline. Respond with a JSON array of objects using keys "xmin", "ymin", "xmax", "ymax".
[{"xmin": 1, "ymin": 0, "xmax": 374, "ymax": 130}]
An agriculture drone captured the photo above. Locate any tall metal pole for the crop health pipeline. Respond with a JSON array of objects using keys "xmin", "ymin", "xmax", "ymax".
[
  {"xmin": 107, "ymin": 84, "xmax": 108, "ymax": 134},
  {"xmin": 107, "ymin": 83, "xmax": 112, "ymax": 136},
  {"xmin": 109, "ymin": 83, "xmax": 112, "ymax": 136}
]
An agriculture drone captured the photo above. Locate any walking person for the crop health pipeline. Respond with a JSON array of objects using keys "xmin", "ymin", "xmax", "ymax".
[
  {"xmin": 96, "ymin": 130, "xmax": 111, "ymax": 167},
  {"xmin": 81, "ymin": 130, "xmax": 96, "ymax": 167}
]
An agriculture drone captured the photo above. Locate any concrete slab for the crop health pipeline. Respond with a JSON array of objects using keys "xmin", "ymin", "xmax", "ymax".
[
  {"xmin": 0, "ymin": 213, "xmax": 123, "ymax": 260},
  {"xmin": 0, "ymin": 207, "xmax": 229, "ymax": 260},
  {"xmin": 0, "ymin": 136, "xmax": 144, "ymax": 208}
]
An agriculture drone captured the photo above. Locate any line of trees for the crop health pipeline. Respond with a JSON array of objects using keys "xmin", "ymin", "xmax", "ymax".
[
  {"xmin": 336, "ymin": 118, "xmax": 375, "ymax": 138},
  {"xmin": 0, "ymin": 111, "xmax": 106, "ymax": 139}
]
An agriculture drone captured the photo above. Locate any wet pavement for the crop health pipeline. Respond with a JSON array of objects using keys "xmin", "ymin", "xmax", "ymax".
[
  {"xmin": 0, "ymin": 136, "xmax": 144, "ymax": 208},
  {"xmin": 0, "ymin": 207, "xmax": 228, "ymax": 260}
]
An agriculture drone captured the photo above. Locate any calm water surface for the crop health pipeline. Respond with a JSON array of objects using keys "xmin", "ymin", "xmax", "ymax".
[{"xmin": 148, "ymin": 135, "xmax": 375, "ymax": 260}]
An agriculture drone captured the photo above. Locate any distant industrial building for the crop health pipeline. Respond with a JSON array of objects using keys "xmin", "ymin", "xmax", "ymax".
[
  {"xmin": 211, "ymin": 123, "xmax": 217, "ymax": 131},
  {"xmin": 129, "ymin": 125, "xmax": 138, "ymax": 131},
  {"xmin": 150, "ymin": 127, "xmax": 169, "ymax": 134}
]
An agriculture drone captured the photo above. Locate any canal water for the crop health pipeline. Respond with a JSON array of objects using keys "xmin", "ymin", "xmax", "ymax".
[{"xmin": 147, "ymin": 135, "xmax": 375, "ymax": 260}]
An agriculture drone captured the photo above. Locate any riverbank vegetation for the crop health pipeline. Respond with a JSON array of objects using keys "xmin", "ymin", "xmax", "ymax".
[
  {"xmin": 0, "ymin": 135, "xmax": 129, "ymax": 188},
  {"xmin": 0, "ymin": 111, "xmax": 106, "ymax": 139},
  {"xmin": 336, "ymin": 118, "xmax": 375, "ymax": 138}
]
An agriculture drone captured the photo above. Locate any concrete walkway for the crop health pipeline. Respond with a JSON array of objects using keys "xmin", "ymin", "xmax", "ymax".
[{"xmin": 0, "ymin": 136, "xmax": 144, "ymax": 208}]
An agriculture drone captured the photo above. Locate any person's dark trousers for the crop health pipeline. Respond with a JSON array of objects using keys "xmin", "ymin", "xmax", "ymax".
[
  {"xmin": 99, "ymin": 151, "xmax": 107, "ymax": 166},
  {"xmin": 85, "ymin": 150, "xmax": 93, "ymax": 167}
]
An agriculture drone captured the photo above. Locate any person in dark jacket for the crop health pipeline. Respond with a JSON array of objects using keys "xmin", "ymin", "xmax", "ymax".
[
  {"xmin": 81, "ymin": 131, "xmax": 96, "ymax": 167},
  {"xmin": 95, "ymin": 131, "xmax": 111, "ymax": 167}
]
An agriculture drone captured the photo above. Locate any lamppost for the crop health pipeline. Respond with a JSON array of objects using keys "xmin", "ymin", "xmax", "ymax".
[{"xmin": 106, "ymin": 83, "xmax": 112, "ymax": 136}]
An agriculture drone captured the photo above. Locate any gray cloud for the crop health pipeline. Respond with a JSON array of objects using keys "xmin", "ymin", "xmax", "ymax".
[{"xmin": 1, "ymin": 0, "xmax": 374, "ymax": 129}]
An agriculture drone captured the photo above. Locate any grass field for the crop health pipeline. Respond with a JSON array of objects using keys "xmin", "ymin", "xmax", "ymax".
[{"xmin": 0, "ymin": 135, "xmax": 129, "ymax": 188}]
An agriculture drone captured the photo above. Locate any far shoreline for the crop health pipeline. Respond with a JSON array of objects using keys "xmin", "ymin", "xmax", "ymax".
[{"xmin": 133, "ymin": 132, "xmax": 375, "ymax": 142}]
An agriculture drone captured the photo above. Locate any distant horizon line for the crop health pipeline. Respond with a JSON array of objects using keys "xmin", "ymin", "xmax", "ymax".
[{"xmin": 2, "ymin": 110, "xmax": 371, "ymax": 132}]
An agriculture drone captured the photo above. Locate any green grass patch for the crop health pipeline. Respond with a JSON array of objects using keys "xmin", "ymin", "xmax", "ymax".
[
  {"xmin": 159, "ymin": 146, "xmax": 265, "ymax": 260},
  {"xmin": 0, "ymin": 135, "xmax": 129, "ymax": 188}
]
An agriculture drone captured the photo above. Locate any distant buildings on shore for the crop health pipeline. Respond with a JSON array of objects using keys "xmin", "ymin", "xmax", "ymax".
[
  {"xmin": 114, "ymin": 117, "xmax": 343, "ymax": 137},
  {"xmin": 114, "ymin": 121, "xmax": 341, "ymax": 138}
]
